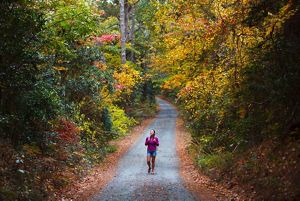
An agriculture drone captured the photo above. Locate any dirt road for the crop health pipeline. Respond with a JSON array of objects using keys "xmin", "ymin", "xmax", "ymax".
[{"xmin": 92, "ymin": 97, "xmax": 195, "ymax": 201}]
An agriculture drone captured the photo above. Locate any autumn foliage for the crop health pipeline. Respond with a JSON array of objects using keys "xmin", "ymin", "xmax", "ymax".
[
  {"xmin": 94, "ymin": 34, "xmax": 120, "ymax": 44},
  {"xmin": 0, "ymin": 0, "xmax": 156, "ymax": 200},
  {"xmin": 54, "ymin": 119, "xmax": 80, "ymax": 144},
  {"xmin": 149, "ymin": 0, "xmax": 300, "ymax": 199}
]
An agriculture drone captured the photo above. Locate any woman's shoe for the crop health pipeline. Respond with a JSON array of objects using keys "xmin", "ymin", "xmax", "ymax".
[{"xmin": 148, "ymin": 167, "xmax": 151, "ymax": 174}]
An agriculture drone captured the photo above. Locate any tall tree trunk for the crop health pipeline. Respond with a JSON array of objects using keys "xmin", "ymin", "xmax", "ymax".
[
  {"xmin": 130, "ymin": 5, "xmax": 135, "ymax": 61},
  {"xmin": 125, "ymin": 1, "xmax": 129, "ymax": 40},
  {"xmin": 120, "ymin": 0, "xmax": 126, "ymax": 64}
]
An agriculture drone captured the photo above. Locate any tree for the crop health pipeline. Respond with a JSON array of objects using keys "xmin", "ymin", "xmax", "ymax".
[{"xmin": 120, "ymin": 0, "xmax": 127, "ymax": 64}]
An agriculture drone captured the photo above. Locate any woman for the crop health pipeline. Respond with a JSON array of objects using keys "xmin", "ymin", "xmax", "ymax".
[{"xmin": 145, "ymin": 129, "xmax": 159, "ymax": 174}]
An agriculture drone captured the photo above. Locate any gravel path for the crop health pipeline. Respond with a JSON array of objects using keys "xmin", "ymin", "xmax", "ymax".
[{"xmin": 92, "ymin": 97, "xmax": 195, "ymax": 201}]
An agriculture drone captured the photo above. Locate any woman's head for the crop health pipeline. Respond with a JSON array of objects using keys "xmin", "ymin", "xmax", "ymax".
[{"xmin": 150, "ymin": 129, "xmax": 155, "ymax": 137}]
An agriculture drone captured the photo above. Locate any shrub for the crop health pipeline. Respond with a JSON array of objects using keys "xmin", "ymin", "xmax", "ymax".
[
  {"xmin": 109, "ymin": 105, "xmax": 136, "ymax": 137},
  {"xmin": 197, "ymin": 152, "xmax": 234, "ymax": 174}
]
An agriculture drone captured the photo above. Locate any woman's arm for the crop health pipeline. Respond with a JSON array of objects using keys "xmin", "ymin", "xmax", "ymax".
[
  {"xmin": 145, "ymin": 137, "xmax": 149, "ymax": 146},
  {"xmin": 155, "ymin": 137, "xmax": 159, "ymax": 146}
]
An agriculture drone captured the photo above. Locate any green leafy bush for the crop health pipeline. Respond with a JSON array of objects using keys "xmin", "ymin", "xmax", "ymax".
[
  {"xmin": 197, "ymin": 152, "xmax": 234, "ymax": 174},
  {"xmin": 109, "ymin": 105, "xmax": 136, "ymax": 137}
]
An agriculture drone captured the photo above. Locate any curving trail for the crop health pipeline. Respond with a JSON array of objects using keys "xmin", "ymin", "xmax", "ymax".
[{"xmin": 92, "ymin": 97, "xmax": 195, "ymax": 201}]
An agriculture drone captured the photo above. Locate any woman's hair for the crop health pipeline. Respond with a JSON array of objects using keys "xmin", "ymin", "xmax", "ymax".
[{"xmin": 150, "ymin": 129, "xmax": 156, "ymax": 138}]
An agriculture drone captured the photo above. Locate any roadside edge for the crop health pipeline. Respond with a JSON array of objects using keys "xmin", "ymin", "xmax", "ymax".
[{"xmin": 57, "ymin": 114, "xmax": 158, "ymax": 200}]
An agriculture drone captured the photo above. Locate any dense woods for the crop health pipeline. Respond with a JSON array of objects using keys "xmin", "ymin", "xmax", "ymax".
[
  {"xmin": 148, "ymin": 0, "xmax": 300, "ymax": 199},
  {"xmin": 0, "ymin": 0, "xmax": 299, "ymax": 200},
  {"xmin": 0, "ymin": 0, "xmax": 156, "ymax": 199}
]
